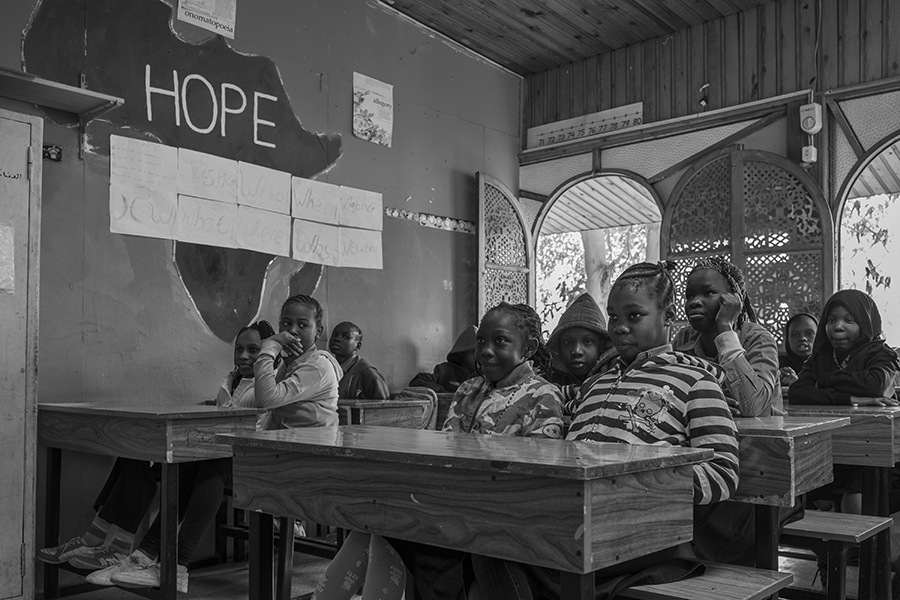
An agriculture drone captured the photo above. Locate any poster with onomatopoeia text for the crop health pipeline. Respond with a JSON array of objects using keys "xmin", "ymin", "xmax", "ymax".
[{"xmin": 177, "ymin": 0, "xmax": 236, "ymax": 39}]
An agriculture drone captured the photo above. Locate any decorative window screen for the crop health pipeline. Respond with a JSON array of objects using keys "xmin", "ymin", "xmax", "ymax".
[
  {"xmin": 478, "ymin": 173, "xmax": 533, "ymax": 318},
  {"xmin": 664, "ymin": 147, "xmax": 831, "ymax": 345}
]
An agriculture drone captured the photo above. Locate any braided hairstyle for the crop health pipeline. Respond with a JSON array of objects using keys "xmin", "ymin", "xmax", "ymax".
[
  {"xmin": 482, "ymin": 302, "xmax": 553, "ymax": 378},
  {"xmin": 613, "ymin": 260, "xmax": 678, "ymax": 309},
  {"xmin": 281, "ymin": 294, "xmax": 324, "ymax": 328},
  {"xmin": 689, "ymin": 256, "xmax": 758, "ymax": 328},
  {"xmin": 230, "ymin": 320, "xmax": 277, "ymax": 394}
]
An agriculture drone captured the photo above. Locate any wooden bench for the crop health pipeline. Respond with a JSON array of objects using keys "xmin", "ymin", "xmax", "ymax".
[
  {"xmin": 779, "ymin": 511, "xmax": 893, "ymax": 600},
  {"xmin": 620, "ymin": 563, "xmax": 793, "ymax": 600}
]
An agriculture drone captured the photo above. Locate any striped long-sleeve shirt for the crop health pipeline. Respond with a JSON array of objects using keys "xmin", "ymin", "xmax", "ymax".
[{"xmin": 567, "ymin": 345, "xmax": 739, "ymax": 505}]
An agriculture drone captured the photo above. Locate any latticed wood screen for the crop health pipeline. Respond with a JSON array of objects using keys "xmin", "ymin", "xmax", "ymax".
[
  {"xmin": 663, "ymin": 147, "xmax": 833, "ymax": 346},
  {"xmin": 478, "ymin": 173, "xmax": 533, "ymax": 318}
]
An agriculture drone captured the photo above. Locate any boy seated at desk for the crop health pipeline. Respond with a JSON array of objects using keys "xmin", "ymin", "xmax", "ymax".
[
  {"xmin": 409, "ymin": 326, "xmax": 477, "ymax": 393},
  {"xmin": 329, "ymin": 321, "xmax": 390, "ymax": 399},
  {"xmin": 544, "ymin": 293, "xmax": 618, "ymax": 412}
]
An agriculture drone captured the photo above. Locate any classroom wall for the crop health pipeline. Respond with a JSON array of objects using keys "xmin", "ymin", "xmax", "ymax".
[
  {"xmin": 0, "ymin": 0, "xmax": 520, "ymax": 402},
  {"xmin": 524, "ymin": 0, "xmax": 900, "ymax": 130}
]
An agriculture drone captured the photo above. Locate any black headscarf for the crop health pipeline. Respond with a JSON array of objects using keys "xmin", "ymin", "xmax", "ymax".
[
  {"xmin": 811, "ymin": 290, "xmax": 884, "ymax": 361},
  {"xmin": 782, "ymin": 312, "xmax": 818, "ymax": 373}
]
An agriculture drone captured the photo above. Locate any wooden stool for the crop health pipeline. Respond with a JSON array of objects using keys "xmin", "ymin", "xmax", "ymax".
[
  {"xmin": 620, "ymin": 563, "xmax": 793, "ymax": 600},
  {"xmin": 779, "ymin": 511, "xmax": 893, "ymax": 600}
]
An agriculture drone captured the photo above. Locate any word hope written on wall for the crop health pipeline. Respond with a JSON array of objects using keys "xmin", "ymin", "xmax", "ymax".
[{"xmin": 108, "ymin": 135, "xmax": 383, "ymax": 269}]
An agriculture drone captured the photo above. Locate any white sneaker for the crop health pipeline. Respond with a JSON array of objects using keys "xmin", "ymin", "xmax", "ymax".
[
  {"xmin": 86, "ymin": 550, "xmax": 154, "ymax": 587},
  {"xmin": 111, "ymin": 557, "xmax": 188, "ymax": 594}
]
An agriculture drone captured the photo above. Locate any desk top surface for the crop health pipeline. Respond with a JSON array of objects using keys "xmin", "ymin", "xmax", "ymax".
[
  {"xmin": 734, "ymin": 415, "xmax": 851, "ymax": 436},
  {"xmin": 786, "ymin": 405, "xmax": 900, "ymax": 419},
  {"xmin": 220, "ymin": 425, "xmax": 713, "ymax": 480},
  {"xmin": 38, "ymin": 402, "xmax": 261, "ymax": 420}
]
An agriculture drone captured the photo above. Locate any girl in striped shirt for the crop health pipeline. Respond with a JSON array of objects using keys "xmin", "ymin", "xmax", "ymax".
[{"xmin": 468, "ymin": 262, "xmax": 739, "ymax": 600}]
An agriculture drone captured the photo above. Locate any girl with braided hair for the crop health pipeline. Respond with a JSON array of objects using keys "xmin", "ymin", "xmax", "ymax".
[
  {"xmin": 674, "ymin": 256, "xmax": 783, "ymax": 417},
  {"xmin": 442, "ymin": 301, "xmax": 564, "ymax": 437},
  {"xmin": 312, "ymin": 303, "xmax": 563, "ymax": 600}
]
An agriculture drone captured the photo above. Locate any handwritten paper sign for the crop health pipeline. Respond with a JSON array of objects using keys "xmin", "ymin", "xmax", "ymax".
[
  {"xmin": 177, "ymin": 0, "xmax": 236, "ymax": 39},
  {"xmin": 109, "ymin": 183, "xmax": 178, "ymax": 240},
  {"xmin": 0, "ymin": 224, "xmax": 14, "ymax": 295},
  {"xmin": 339, "ymin": 186, "xmax": 382, "ymax": 231},
  {"xmin": 176, "ymin": 194, "xmax": 237, "ymax": 247},
  {"xmin": 238, "ymin": 161, "xmax": 291, "ymax": 214},
  {"xmin": 236, "ymin": 205, "xmax": 291, "ymax": 257},
  {"xmin": 110, "ymin": 135, "xmax": 178, "ymax": 192},
  {"xmin": 292, "ymin": 177, "xmax": 341, "ymax": 225},
  {"xmin": 292, "ymin": 219, "xmax": 340, "ymax": 267},
  {"xmin": 178, "ymin": 148, "xmax": 238, "ymax": 204},
  {"xmin": 340, "ymin": 227, "xmax": 382, "ymax": 270}
]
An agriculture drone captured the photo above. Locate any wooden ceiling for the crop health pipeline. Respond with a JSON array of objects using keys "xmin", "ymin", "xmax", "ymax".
[{"xmin": 382, "ymin": 0, "xmax": 777, "ymax": 75}]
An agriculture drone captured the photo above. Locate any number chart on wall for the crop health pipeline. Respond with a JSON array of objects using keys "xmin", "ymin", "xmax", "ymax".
[{"xmin": 525, "ymin": 102, "xmax": 643, "ymax": 149}]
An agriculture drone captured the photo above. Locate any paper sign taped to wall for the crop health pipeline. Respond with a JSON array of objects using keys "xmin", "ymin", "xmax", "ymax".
[
  {"xmin": 110, "ymin": 135, "xmax": 178, "ymax": 192},
  {"xmin": 292, "ymin": 219, "xmax": 340, "ymax": 266},
  {"xmin": 176, "ymin": 194, "xmax": 238, "ymax": 247},
  {"xmin": 340, "ymin": 227, "xmax": 382, "ymax": 270},
  {"xmin": 292, "ymin": 177, "xmax": 341, "ymax": 225},
  {"xmin": 235, "ymin": 205, "xmax": 291, "ymax": 257},
  {"xmin": 238, "ymin": 161, "xmax": 291, "ymax": 215},
  {"xmin": 178, "ymin": 148, "xmax": 238, "ymax": 204},
  {"xmin": 109, "ymin": 183, "xmax": 178, "ymax": 240},
  {"xmin": 353, "ymin": 72, "xmax": 393, "ymax": 147},
  {"xmin": 339, "ymin": 186, "xmax": 382, "ymax": 231},
  {"xmin": 0, "ymin": 224, "xmax": 14, "ymax": 295},
  {"xmin": 177, "ymin": 0, "xmax": 236, "ymax": 39}
]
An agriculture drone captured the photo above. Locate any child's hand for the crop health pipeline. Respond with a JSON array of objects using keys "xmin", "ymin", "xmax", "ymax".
[
  {"xmin": 268, "ymin": 332, "xmax": 304, "ymax": 357},
  {"xmin": 779, "ymin": 367, "xmax": 798, "ymax": 386},
  {"xmin": 715, "ymin": 293, "xmax": 743, "ymax": 331},
  {"xmin": 850, "ymin": 396, "xmax": 900, "ymax": 407},
  {"xmin": 725, "ymin": 395, "xmax": 742, "ymax": 417}
]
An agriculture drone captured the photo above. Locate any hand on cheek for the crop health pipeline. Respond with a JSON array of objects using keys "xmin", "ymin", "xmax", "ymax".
[{"xmin": 715, "ymin": 293, "xmax": 743, "ymax": 332}]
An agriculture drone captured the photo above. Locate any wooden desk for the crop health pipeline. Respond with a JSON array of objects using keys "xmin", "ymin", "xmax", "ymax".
[
  {"xmin": 221, "ymin": 426, "xmax": 713, "ymax": 600},
  {"xmin": 786, "ymin": 405, "xmax": 900, "ymax": 600},
  {"xmin": 38, "ymin": 403, "xmax": 260, "ymax": 600},
  {"xmin": 338, "ymin": 398, "xmax": 435, "ymax": 429},
  {"xmin": 733, "ymin": 416, "xmax": 849, "ymax": 576}
]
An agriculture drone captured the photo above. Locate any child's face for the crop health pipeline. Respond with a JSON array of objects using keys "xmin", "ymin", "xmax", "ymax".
[
  {"xmin": 234, "ymin": 329, "xmax": 262, "ymax": 377},
  {"xmin": 684, "ymin": 268, "xmax": 732, "ymax": 333},
  {"xmin": 279, "ymin": 302, "xmax": 322, "ymax": 352},
  {"xmin": 788, "ymin": 315, "xmax": 817, "ymax": 358},
  {"xmin": 607, "ymin": 284, "xmax": 674, "ymax": 364},
  {"xmin": 476, "ymin": 311, "xmax": 532, "ymax": 383},
  {"xmin": 328, "ymin": 323, "xmax": 360, "ymax": 361},
  {"xmin": 825, "ymin": 304, "xmax": 861, "ymax": 358},
  {"xmin": 559, "ymin": 327, "xmax": 602, "ymax": 379}
]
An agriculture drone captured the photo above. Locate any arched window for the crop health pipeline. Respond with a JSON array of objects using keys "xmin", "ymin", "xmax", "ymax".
[{"xmin": 664, "ymin": 146, "xmax": 833, "ymax": 345}]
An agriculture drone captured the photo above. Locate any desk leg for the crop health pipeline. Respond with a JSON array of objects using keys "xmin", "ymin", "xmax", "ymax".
[
  {"xmin": 43, "ymin": 447, "xmax": 62, "ymax": 600},
  {"xmin": 160, "ymin": 463, "xmax": 179, "ymax": 599},
  {"xmin": 560, "ymin": 571, "xmax": 594, "ymax": 600},
  {"xmin": 276, "ymin": 517, "xmax": 295, "ymax": 600},
  {"xmin": 250, "ymin": 512, "xmax": 275, "ymax": 600},
  {"xmin": 859, "ymin": 466, "xmax": 891, "ymax": 600},
  {"xmin": 755, "ymin": 505, "xmax": 779, "ymax": 570}
]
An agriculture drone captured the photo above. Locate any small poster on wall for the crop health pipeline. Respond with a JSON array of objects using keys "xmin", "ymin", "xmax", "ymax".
[
  {"xmin": 352, "ymin": 72, "xmax": 393, "ymax": 148},
  {"xmin": 177, "ymin": 0, "xmax": 236, "ymax": 39}
]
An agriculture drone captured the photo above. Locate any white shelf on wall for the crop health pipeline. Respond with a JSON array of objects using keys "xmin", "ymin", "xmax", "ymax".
[{"xmin": 0, "ymin": 66, "xmax": 124, "ymax": 157}]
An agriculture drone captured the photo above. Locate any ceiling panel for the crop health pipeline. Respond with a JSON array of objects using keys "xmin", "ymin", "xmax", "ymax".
[{"xmin": 382, "ymin": 0, "xmax": 778, "ymax": 75}]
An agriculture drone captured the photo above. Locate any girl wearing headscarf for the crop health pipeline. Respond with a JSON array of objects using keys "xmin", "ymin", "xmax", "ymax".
[
  {"xmin": 673, "ymin": 256, "xmax": 783, "ymax": 417},
  {"xmin": 779, "ymin": 313, "xmax": 818, "ymax": 387},
  {"xmin": 789, "ymin": 289, "xmax": 898, "ymax": 406}
]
